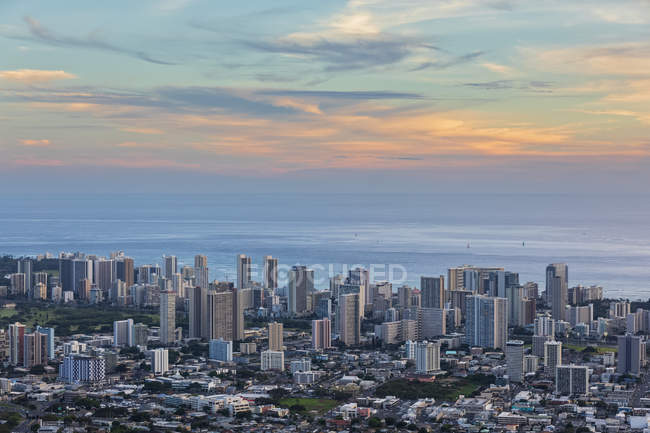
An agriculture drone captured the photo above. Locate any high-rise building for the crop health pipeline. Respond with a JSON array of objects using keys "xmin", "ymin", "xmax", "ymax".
[
  {"xmin": 23, "ymin": 331, "xmax": 48, "ymax": 368},
  {"xmin": 59, "ymin": 257, "xmax": 92, "ymax": 295},
  {"xmin": 338, "ymin": 293, "xmax": 360, "ymax": 346},
  {"xmin": 261, "ymin": 350, "xmax": 284, "ymax": 371},
  {"xmin": 544, "ymin": 340, "xmax": 563, "ymax": 376},
  {"xmin": 312, "ymin": 318, "xmax": 332, "ymax": 350},
  {"xmin": 524, "ymin": 355, "xmax": 539, "ymax": 374},
  {"xmin": 10, "ymin": 273, "xmax": 26, "ymax": 296},
  {"xmin": 33, "ymin": 271, "xmax": 47, "ymax": 290},
  {"xmin": 113, "ymin": 319, "xmax": 134, "ymax": 347},
  {"xmin": 209, "ymin": 339, "xmax": 233, "ymax": 362},
  {"xmin": 236, "ymin": 254, "xmax": 252, "ymax": 290},
  {"xmin": 347, "ymin": 268, "xmax": 370, "ymax": 312},
  {"xmin": 17, "ymin": 258, "xmax": 33, "ymax": 293},
  {"xmin": 532, "ymin": 335, "xmax": 554, "ymax": 358},
  {"xmin": 207, "ymin": 290, "xmax": 233, "ymax": 341},
  {"xmin": 421, "ymin": 276, "xmax": 445, "ymax": 309},
  {"xmin": 188, "ymin": 286, "xmax": 205, "ymax": 339},
  {"xmin": 194, "ymin": 255, "xmax": 209, "ymax": 289},
  {"xmin": 415, "ymin": 341, "xmax": 440, "ymax": 374},
  {"xmin": 33, "ymin": 282, "xmax": 47, "ymax": 300},
  {"xmin": 465, "ymin": 295, "xmax": 508, "ymax": 350},
  {"xmin": 418, "ymin": 308, "xmax": 446, "ymax": 339},
  {"xmin": 546, "ymin": 263, "xmax": 568, "ymax": 314},
  {"xmin": 556, "ymin": 364, "xmax": 590, "ymax": 395},
  {"xmin": 163, "ymin": 255, "xmax": 177, "ymax": 279},
  {"xmin": 447, "ymin": 266, "xmax": 504, "ymax": 291},
  {"xmin": 160, "ymin": 291, "xmax": 176, "ymax": 345},
  {"xmin": 398, "ymin": 285, "xmax": 413, "ymax": 308},
  {"xmin": 268, "ymin": 322, "xmax": 283, "ymax": 352},
  {"xmin": 115, "ymin": 257, "xmax": 134, "ymax": 288},
  {"xmin": 8, "ymin": 322, "xmax": 25, "ymax": 366},
  {"xmin": 134, "ymin": 323, "xmax": 148, "ymax": 346},
  {"xmin": 263, "ymin": 256, "xmax": 278, "ymax": 291},
  {"xmin": 150, "ymin": 348, "xmax": 169, "ymax": 375},
  {"xmin": 289, "ymin": 265, "xmax": 314, "ymax": 315},
  {"xmin": 610, "ymin": 301, "xmax": 631, "ymax": 319},
  {"xmin": 618, "ymin": 334, "xmax": 643, "ymax": 375},
  {"xmin": 566, "ymin": 304, "xmax": 593, "ymax": 327},
  {"xmin": 94, "ymin": 258, "xmax": 115, "ymax": 294},
  {"xmin": 405, "ymin": 340, "xmax": 417, "ymax": 359},
  {"xmin": 59, "ymin": 355, "xmax": 105, "ymax": 383},
  {"xmin": 35, "ymin": 326, "xmax": 55, "ymax": 360},
  {"xmin": 506, "ymin": 340, "xmax": 524, "ymax": 383},
  {"xmin": 233, "ymin": 288, "xmax": 245, "ymax": 341},
  {"xmin": 534, "ymin": 315, "xmax": 556, "ymax": 336}
]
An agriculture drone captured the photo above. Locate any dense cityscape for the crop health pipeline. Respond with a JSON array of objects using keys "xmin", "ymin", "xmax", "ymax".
[{"xmin": 0, "ymin": 252, "xmax": 648, "ymax": 433}]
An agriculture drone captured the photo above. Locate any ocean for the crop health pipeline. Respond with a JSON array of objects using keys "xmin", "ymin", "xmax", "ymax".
[{"xmin": 1, "ymin": 193, "xmax": 649, "ymax": 300}]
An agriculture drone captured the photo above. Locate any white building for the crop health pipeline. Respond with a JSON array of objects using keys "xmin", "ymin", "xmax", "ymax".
[
  {"xmin": 150, "ymin": 348, "xmax": 169, "ymax": 375},
  {"xmin": 261, "ymin": 350, "xmax": 284, "ymax": 371},
  {"xmin": 415, "ymin": 341, "xmax": 440, "ymax": 374},
  {"xmin": 290, "ymin": 358, "xmax": 311, "ymax": 373},
  {"xmin": 59, "ymin": 355, "xmax": 105, "ymax": 384},
  {"xmin": 113, "ymin": 319, "xmax": 134, "ymax": 347}
]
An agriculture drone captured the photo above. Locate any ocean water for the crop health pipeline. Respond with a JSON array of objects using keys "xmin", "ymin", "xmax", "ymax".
[{"xmin": 1, "ymin": 193, "xmax": 649, "ymax": 300}]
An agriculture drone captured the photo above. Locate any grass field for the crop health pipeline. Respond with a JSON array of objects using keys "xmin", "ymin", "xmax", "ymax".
[
  {"xmin": 0, "ymin": 303, "xmax": 158, "ymax": 336},
  {"xmin": 375, "ymin": 374, "xmax": 494, "ymax": 402},
  {"xmin": 278, "ymin": 398, "xmax": 338, "ymax": 415},
  {"xmin": 565, "ymin": 344, "xmax": 617, "ymax": 353}
]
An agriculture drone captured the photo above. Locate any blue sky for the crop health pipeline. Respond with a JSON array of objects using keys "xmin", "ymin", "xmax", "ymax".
[{"xmin": 2, "ymin": 0, "xmax": 650, "ymax": 192}]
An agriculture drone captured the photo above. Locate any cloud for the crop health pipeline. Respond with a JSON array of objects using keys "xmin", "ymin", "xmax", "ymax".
[
  {"xmin": 0, "ymin": 69, "xmax": 76, "ymax": 83},
  {"xmin": 256, "ymin": 89, "xmax": 423, "ymax": 100},
  {"xmin": 481, "ymin": 62, "xmax": 515, "ymax": 75},
  {"xmin": 22, "ymin": 16, "xmax": 176, "ymax": 65},
  {"xmin": 463, "ymin": 80, "xmax": 553, "ymax": 91},
  {"xmin": 410, "ymin": 51, "xmax": 484, "ymax": 71},
  {"xmin": 120, "ymin": 127, "xmax": 164, "ymax": 134},
  {"xmin": 19, "ymin": 139, "xmax": 51, "ymax": 147}
]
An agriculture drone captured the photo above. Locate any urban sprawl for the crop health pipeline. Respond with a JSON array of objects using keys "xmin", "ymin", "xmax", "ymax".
[{"xmin": 1, "ymin": 253, "xmax": 649, "ymax": 433}]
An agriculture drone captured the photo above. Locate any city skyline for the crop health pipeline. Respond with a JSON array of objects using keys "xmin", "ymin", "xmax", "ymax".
[{"xmin": 3, "ymin": 1, "xmax": 650, "ymax": 193}]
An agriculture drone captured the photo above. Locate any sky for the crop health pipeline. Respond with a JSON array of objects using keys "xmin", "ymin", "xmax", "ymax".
[{"xmin": 2, "ymin": 0, "xmax": 650, "ymax": 193}]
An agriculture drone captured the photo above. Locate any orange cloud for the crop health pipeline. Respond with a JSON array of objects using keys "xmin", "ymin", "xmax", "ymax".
[
  {"xmin": 0, "ymin": 69, "xmax": 76, "ymax": 83},
  {"xmin": 19, "ymin": 139, "xmax": 51, "ymax": 147}
]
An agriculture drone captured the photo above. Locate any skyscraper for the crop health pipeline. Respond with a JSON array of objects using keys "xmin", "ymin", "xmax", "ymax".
[
  {"xmin": 618, "ymin": 334, "xmax": 643, "ymax": 375},
  {"xmin": 236, "ymin": 254, "xmax": 252, "ymax": 290},
  {"xmin": 207, "ymin": 289, "xmax": 233, "ymax": 341},
  {"xmin": 338, "ymin": 293, "xmax": 360, "ymax": 346},
  {"xmin": 263, "ymin": 256, "xmax": 278, "ymax": 291},
  {"xmin": 534, "ymin": 314, "xmax": 556, "ymax": 337},
  {"xmin": 150, "ymin": 348, "xmax": 169, "ymax": 375},
  {"xmin": 418, "ymin": 308, "xmax": 446, "ymax": 339},
  {"xmin": 59, "ymin": 257, "xmax": 92, "ymax": 295},
  {"xmin": 35, "ymin": 326, "xmax": 55, "ymax": 360},
  {"xmin": 163, "ymin": 255, "xmax": 177, "ymax": 279},
  {"xmin": 113, "ymin": 319, "xmax": 134, "ymax": 347},
  {"xmin": 17, "ymin": 258, "xmax": 32, "ymax": 293},
  {"xmin": 194, "ymin": 255, "xmax": 209, "ymax": 289},
  {"xmin": 465, "ymin": 295, "xmax": 508, "ymax": 350},
  {"xmin": 188, "ymin": 286, "xmax": 204, "ymax": 339},
  {"xmin": 94, "ymin": 258, "xmax": 115, "ymax": 294},
  {"xmin": 288, "ymin": 265, "xmax": 314, "ymax": 315},
  {"xmin": 8, "ymin": 322, "xmax": 25, "ymax": 366},
  {"xmin": 233, "ymin": 288, "xmax": 245, "ymax": 341},
  {"xmin": 421, "ymin": 276, "xmax": 445, "ymax": 309},
  {"xmin": 10, "ymin": 273, "xmax": 26, "ymax": 296},
  {"xmin": 23, "ymin": 331, "xmax": 48, "ymax": 368},
  {"xmin": 546, "ymin": 263, "xmax": 568, "ymax": 316},
  {"xmin": 506, "ymin": 340, "xmax": 524, "ymax": 382},
  {"xmin": 415, "ymin": 341, "xmax": 441, "ymax": 374},
  {"xmin": 268, "ymin": 322, "xmax": 283, "ymax": 352},
  {"xmin": 160, "ymin": 291, "xmax": 176, "ymax": 345},
  {"xmin": 115, "ymin": 257, "xmax": 134, "ymax": 288},
  {"xmin": 312, "ymin": 318, "xmax": 332, "ymax": 350},
  {"xmin": 209, "ymin": 339, "xmax": 233, "ymax": 362},
  {"xmin": 544, "ymin": 340, "xmax": 563, "ymax": 376}
]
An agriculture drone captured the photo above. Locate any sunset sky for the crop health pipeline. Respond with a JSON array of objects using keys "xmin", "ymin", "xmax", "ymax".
[{"xmin": 2, "ymin": 0, "xmax": 650, "ymax": 193}]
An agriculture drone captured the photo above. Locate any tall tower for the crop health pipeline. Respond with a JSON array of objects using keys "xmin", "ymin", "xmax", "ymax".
[
  {"xmin": 546, "ymin": 263, "xmax": 568, "ymax": 307},
  {"xmin": 544, "ymin": 340, "xmax": 563, "ymax": 376},
  {"xmin": 288, "ymin": 265, "xmax": 314, "ymax": 314},
  {"xmin": 506, "ymin": 340, "xmax": 524, "ymax": 382},
  {"xmin": 236, "ymin": 254, "xmax": 252, "ymax": 290},
  {"xmin": 263, "ymin": 256, "xmax": 278, "ymax": 291},
  {"xmin": 207, "ymin": 290, "xmax": 233, "ymax": 341},
  {"xmin": 194, "ymin": 255, "xmax": 209, "ymax": 289},
  {"xmin": 312, "ymin": 318, "xmax": 332, "ymax": 350},
  {"xmin": 465, "ymin": 295, "xmax": 508, "ymax": 350},
  {"xmin": 116, "ymin": 257, "xmax": 134, "ymax": 288},
  {"xmin": 17, "ymin": 258, "xmax": 32, "ymax": 293},
  {"xmin": 618, "ymin": 334, "xmax": 643, "ymax": 375},
  {"xmin": 268, "ymin": 322, "xmax": 283, "ymax": 351},
  {"xmin": 338, "ymin": 293, "xmax": 360, "ymax": 346},
  {"xmin": 163, "ymin": 255, "xmax": 178, "ymax": 279},
  {"xmin": 421, "ymin": 276, "xmax": 445, "ymax": 309},
  {"xmin": 160, "ymin": 291, "xmax": 176, "ymax": 345}
]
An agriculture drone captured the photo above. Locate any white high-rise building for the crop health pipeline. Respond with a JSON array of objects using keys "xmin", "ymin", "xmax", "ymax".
[
  {"xmin": 59, "ymin": 355, "xmax": 105, "ymax": 383},
  {"xmin": 113, "ymin": 319, "xmax": 134, "ymax": 347},
  {"xmin": 415, "ymin": 341, "xmax": 440, "ymax": 374},
  {"xmin": 506, "ymin": 340, "xmax": 524, "ymax": 382},
  {"xmin": 150, "ymin": 348, "xmax": 169, "ymax": 375},
  {"xmin": 534, "ymin": 315, "xmax": 555, "ymax": 336},
  {"xmin": 261, "ymin": 350, "xmax": 284, "ymax": 371},
  {"xmin": 405, "ymin": 340, "xmax": 417, "ymax": 360},
  {"xmin": 160, "ymin": 291, "xmax": 176, "ymax": 345}
]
